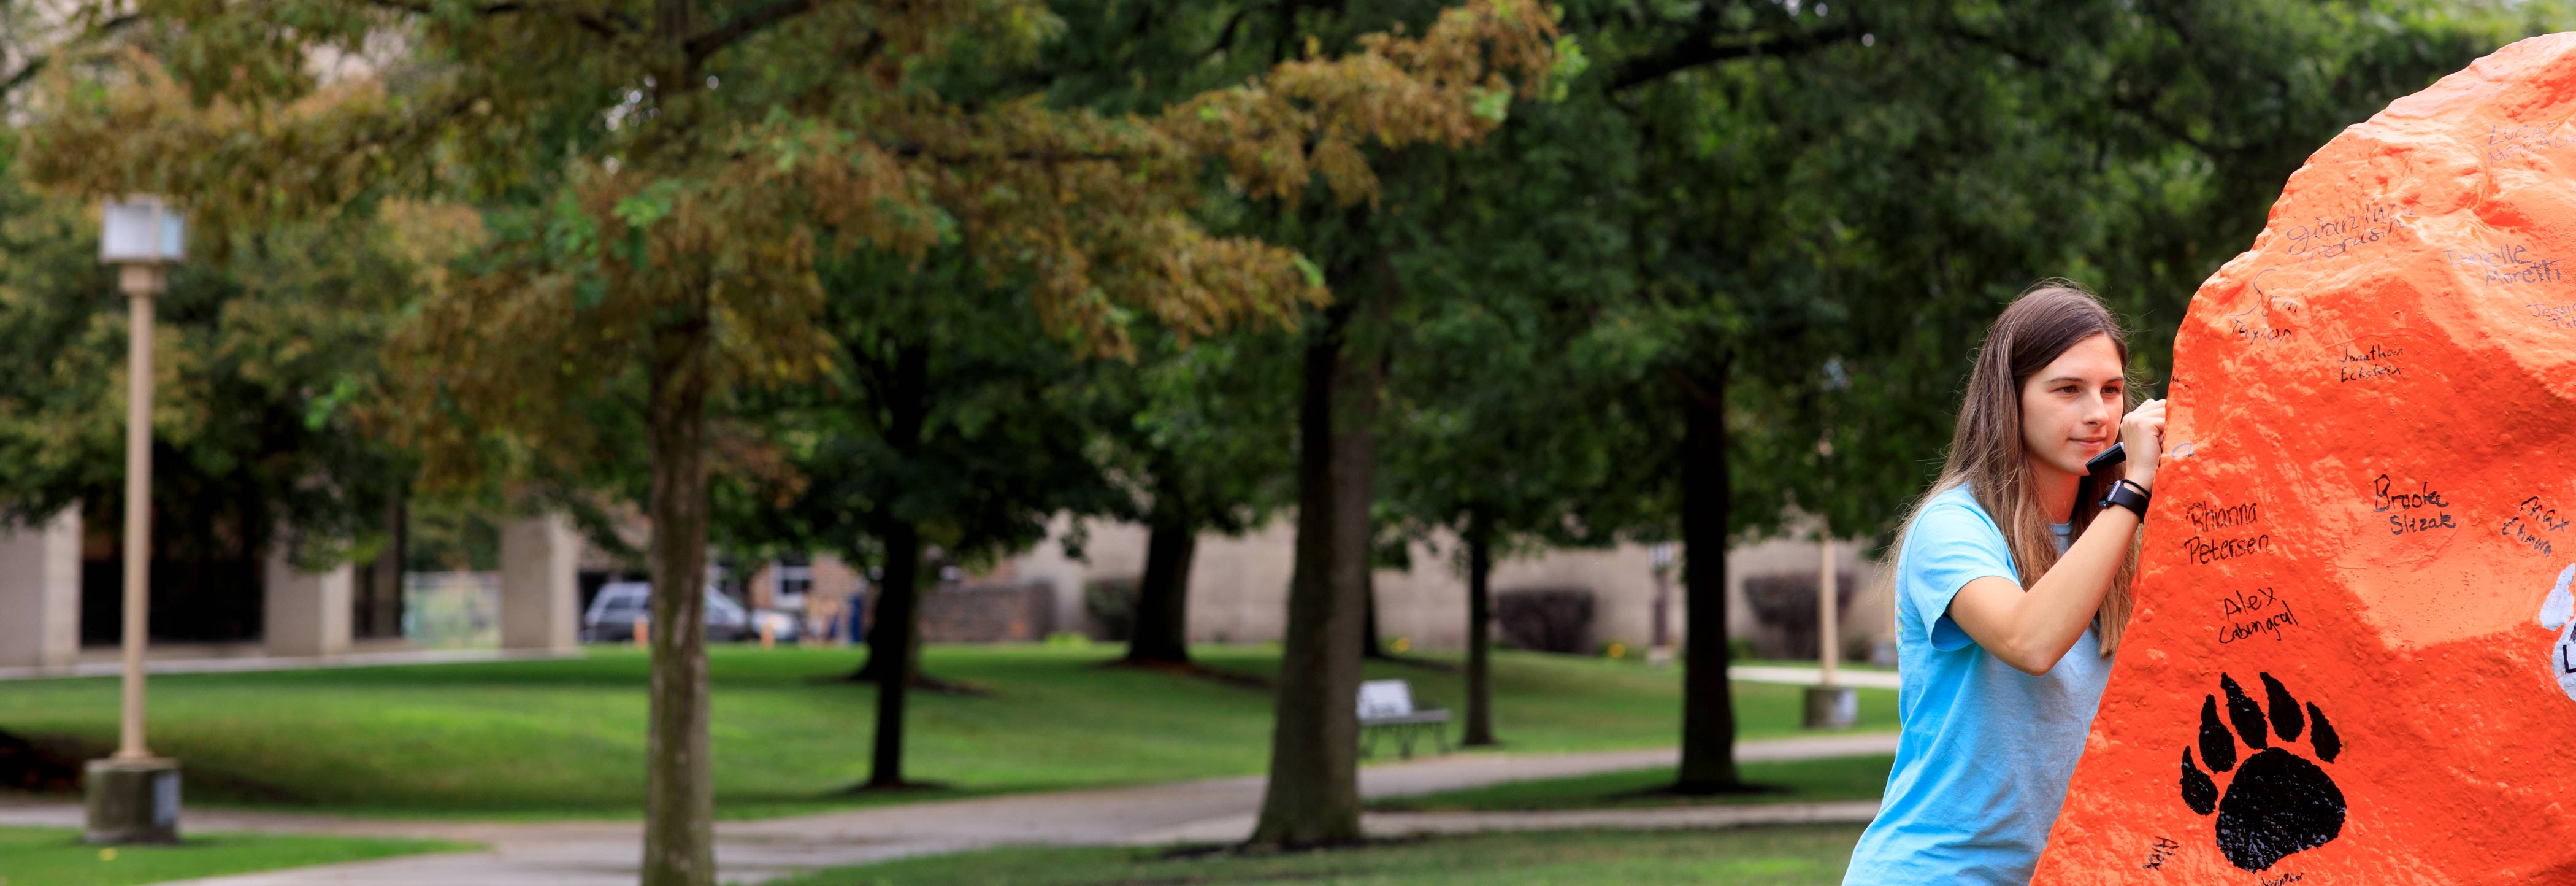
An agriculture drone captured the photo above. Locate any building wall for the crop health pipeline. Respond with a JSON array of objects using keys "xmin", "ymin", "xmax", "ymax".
[
  {"xmin": 637, "ymin": 510, "xmax": 1900, "ymax": 657},
  {"xmin": 997, "ymin": 514, "xmax": 1897, "ymax": 654}
]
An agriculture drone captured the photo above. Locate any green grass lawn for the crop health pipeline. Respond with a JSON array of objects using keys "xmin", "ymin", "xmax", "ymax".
[
  {"xmin": 1368, "ymin": 755, "xmax": 1893, "ymax": 812},
  {"xmin": 0, "ymin": 644, "xmax": 1895, "ymax": 820},
  {"xmin": 0, "ymin": 826, "xmax": 466, "ymax": 886},
  {"xmin": 765, "ymin": 825, "xmax": 1865, "ymax": 886}
]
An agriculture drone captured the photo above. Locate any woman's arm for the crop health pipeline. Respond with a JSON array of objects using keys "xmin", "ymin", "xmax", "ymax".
[{"xmin": 1947, "ymin": 400, "xmax": 2165, "ymax": 674}]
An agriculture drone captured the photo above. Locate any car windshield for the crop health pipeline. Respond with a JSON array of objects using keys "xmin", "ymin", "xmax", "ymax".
[
  {"xmin": 588, "ymin": 585, "xmax": 745, "ymax": 620},
  {"xmin": 588, "ymin": 585, "xmax": 648, "ymax": 620}
]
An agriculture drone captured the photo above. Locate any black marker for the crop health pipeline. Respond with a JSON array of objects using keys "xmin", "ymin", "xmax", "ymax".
[
  {"xmin": 2087, "ymin": 441, "xmax": 2126, "ymax": 476},
  {"xmin": 2088, "ymin": 388, "xmax": 2163, "ymax": 477}
]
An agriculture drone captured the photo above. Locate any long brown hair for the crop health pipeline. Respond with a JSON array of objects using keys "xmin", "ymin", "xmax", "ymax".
[{"xmin": 1904, "ymin": 281, "xmax": 2138, "ymax": 655}]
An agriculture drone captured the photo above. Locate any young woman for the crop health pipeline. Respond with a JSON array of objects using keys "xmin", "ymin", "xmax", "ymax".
[{"xmin": 1841, "ymin": 283, "xmax": 2166, "ymax": 885}]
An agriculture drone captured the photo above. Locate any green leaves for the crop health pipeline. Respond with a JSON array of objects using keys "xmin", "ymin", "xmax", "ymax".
[
  {"xmin": 302, "ymin": 375, "xmax": 364, "ymax": 430},
  {"xmin": 0, "ymin": 145, "xmax": 415, "ymax": 564},
  {"xmin": 543, "ymin": 191, "xmax": 598, "ymax": 261},
  {"xmin": 610, "ymin": 181, "xmax": 683, "ymax": 230},
  {"xmin": 1293, "ymin": 255, "xmax": 1327, "ymax": 288},
  {"xmin": 1546, "ymin": 36, "xmax": 1589, "ymax": 102}
]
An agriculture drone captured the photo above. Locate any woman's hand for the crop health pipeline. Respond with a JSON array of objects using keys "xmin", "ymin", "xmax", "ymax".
[{"xmin": 2121, "ymin": 398, "xmax": 2168, "ymax": 491}]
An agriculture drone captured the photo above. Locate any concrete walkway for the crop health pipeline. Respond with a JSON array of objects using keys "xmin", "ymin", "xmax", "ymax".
[
  {"xmin": 0, "ymin": 733, "xmax": 1895, "ymax": 885},
  {"xmin": 0, "ymin": 647, "xmax": 581, "ymax": 682}
]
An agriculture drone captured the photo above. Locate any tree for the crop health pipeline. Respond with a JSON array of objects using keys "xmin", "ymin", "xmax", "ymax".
[
  {"xmin": 20, "ymin": 3, "xmax": 1559, "ymax": 880},
  {"xmin": 1379, "ymin": 309, "xmax": 1633, "ymax": 747},
  {"xmin": 1570, "ymin": 0, "xmax": 2563, "ymax": 795},
  {"xmin": 1373, "ymin": 97, "xmax": 1647, "ymax": 746},
  {"xmin": 715, "ymin": 249, "xmax": 1130, "ymax": 788},
  {"xmin": 7, "ymin": 4, "xmax": 420, "ymax": 631},
  {"xmin": 1083, "ymin": 332, "xmax": 1298, "ymax": 670},
  {"xmin": 940, "ymin": 0, "xmax": 1576, "ymax": 847},
  {"xmin": 0, "ymin": 137, "xmax": 420, "ymax": 639}
]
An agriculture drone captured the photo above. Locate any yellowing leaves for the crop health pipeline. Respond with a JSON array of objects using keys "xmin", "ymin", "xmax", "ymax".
[
  {"xmin": 1160, "ymin": 0, "xmax": 1562, "ymax": 208},
  {"xmin": 14, "ymin": 0, "xmax": 1563, "ymax": 481}
]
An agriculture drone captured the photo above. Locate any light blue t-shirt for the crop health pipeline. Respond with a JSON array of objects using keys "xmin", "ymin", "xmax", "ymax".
[{"xmin": 1842, "ymin": 485, "xmax": 2112, "ymax": 886}]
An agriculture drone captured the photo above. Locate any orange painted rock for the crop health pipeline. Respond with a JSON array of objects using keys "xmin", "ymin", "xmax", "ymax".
[{"xmin": 2031, "ymin": 36, "xmax": 2576, "ymax": 885}]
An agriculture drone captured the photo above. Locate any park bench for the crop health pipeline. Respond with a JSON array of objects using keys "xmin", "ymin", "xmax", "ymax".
[{"xmin": 1356, "ymin": 679, "xmax": 1451, "ymax": 759}]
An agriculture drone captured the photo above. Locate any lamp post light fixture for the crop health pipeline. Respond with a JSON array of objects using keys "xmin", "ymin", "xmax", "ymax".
[{"xmin": 87, "ymin": 196, "xmax": 183, "ymax": 845}]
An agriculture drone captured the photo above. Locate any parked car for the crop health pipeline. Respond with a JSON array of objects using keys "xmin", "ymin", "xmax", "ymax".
[{"xmin": 580, "ymin": 582, "xmax": 751, "ymax": 642}]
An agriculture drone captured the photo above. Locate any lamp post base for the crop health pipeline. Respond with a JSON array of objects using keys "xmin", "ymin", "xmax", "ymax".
[
  {"xmin": 1802, "ymin": 685, "xmax": 1858, "ymax": 730},
  {"xmin": 83, "ymin": 757, "xmax": 180, "ymax": 844}
]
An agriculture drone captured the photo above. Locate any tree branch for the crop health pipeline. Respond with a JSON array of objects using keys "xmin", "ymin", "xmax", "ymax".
[
  {"xmin": 872, "ymin": 143, "xmax": 1135, "ymax": 165},
  {"xmin": 1198, "ymin": 6, "xmax": 1252, "ymax": 62},
  {"xmin": 1608, "ymin": 20, "xmax": 1866, "ymax": 93},
  {"xmin": 1934, "ymin": 23, "xmax": 2049, "ymax": 71},
  {"xmin": 1936, "ymin": 18, "xmax": 2253, "ymax": 163},
  {"xmin": 1, "ymin": 13, "xmax": 141, "ymax": 102},
  {"xmin": 685, "ymin": 0, "xmax": 819, "ymax": 63},
  {"xmin": 1271, "ymin": 0, "xmax": 1301, "ymax": 64},
  {"xmin": 360, "ymin": 0, "xmax": 624, "ymax": 37},
  {"xmin": 0, "ymin": 57, "xmax": 44, "ymax": 99},
  {"xmin": 2107, "ymin": 90, "xmax": 2251, "ymax": 160}
]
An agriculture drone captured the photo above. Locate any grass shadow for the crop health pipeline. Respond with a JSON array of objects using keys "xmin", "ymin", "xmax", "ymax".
[
  {"xmin": 0, "ymin": 728, "xmax": 89, "ymax": 793},
  {"xmin": 1097, "ymin": 658, "xmax": 1275, "ymax": 690},
  {"xmin": 1614, "ymin": 779, "xmax": 1790, "ymax": 801}
]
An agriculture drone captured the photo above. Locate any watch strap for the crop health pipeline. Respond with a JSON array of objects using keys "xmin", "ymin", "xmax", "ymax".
[{"xmin": 2100, "ymin": 479, "xmax": 2151, "ymax": 517}]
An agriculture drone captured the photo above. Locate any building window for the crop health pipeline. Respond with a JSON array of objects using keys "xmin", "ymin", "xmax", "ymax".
[{"xmin": 773, "ymin": 558, "xmax": 814, "ymax": 611}]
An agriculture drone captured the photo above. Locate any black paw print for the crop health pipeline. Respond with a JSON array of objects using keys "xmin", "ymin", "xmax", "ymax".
[{"xmin": 2178, "ymin": 673, "xmax": 2347, "ymax": 872}]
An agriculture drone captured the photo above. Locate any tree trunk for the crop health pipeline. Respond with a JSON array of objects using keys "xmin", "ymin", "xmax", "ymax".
[
  {"xmin": 1674, "ymin": 354, "xmax": 1746, "ymax": 794},
  {"xmin": 1360, "ymin": 568, "xmax": 1387, "ymax": 658},
  {"xmin": 386, "ymin": 489, "xmax": 407, "ymax": 634},
  {"xmin": 867, "ymin": 518, "xmax": 921, "ymax": 787},
  {"xmin": 865, "ymin": 341, "xmax": 929, "ymax": 788},
  {"xmin": 1463, "ymin": 507, "xmax": 1496, "ymax": 747},
  {"xmin": 849, "ymin": 340, "xmax": 932, "ymax": 685},
  {"xmin": 1123, "ymin": 515, "xmax": 1198, "ymax": 666},
  {"xmin": 853, "ymin": 588, "xmax": 892, "ymax": 677},
  {"xmin": 358, "ymin": 487, "xmax": 406, "ymax": 639},
  {"xmin": 1249, "ymin": 299, "xmax": 1378, "ymax": 847},
  {"xmin": 642, "ymin": 314, "xmax": 715, "ymax": 886},
  {"xmin": 850, "ymin": 584, "xmax": 927, "ymax": 682}
]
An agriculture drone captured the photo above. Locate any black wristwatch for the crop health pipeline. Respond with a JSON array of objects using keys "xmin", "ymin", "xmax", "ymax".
[{"xmin": 2101, "ymin": 479, "xmax": 2152, "ymax": 518}]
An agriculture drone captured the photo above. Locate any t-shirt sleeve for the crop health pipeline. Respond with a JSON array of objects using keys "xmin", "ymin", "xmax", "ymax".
[{"xmin": 1903, "ymin": 499, "xmax": 2022, "ymax": 652}]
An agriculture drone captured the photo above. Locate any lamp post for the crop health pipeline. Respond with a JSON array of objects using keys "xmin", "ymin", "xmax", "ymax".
[
  {"xmin": 1801, "ymin": 526, "xmax": 1857, "ymax": 729},
  {"xmin": 1647, "ymin": 542, "xmax": 1675, "ymax": 667},
  {"xmin": 1819, "ymin": 533, "xmax": 1840, "ymax": 687},
  {"xmin": 1803, "ymin": 418, "xmax": 1858, "ymax": 730},
  {"xmin": 87, "ymin": 196, "xmax": 183, "ymax": 844}
]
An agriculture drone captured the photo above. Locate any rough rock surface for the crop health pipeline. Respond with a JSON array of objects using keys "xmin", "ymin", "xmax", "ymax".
[{"xmin": 2032, "ymin": 34, "xmax": 2576, "ymax": 885}]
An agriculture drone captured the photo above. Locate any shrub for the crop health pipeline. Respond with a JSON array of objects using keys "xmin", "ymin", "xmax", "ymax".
[
  {"xmin": 1742, "ymin": 571, "xmax": 1859, "ymax": 660},
  {"xmin": 1495, "ymin": 588, "xmax": 1594, "ymax": 653},
  {"xmin": 1083, "ymin": 577, "xmax": 1140, "ymax": 642}
]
